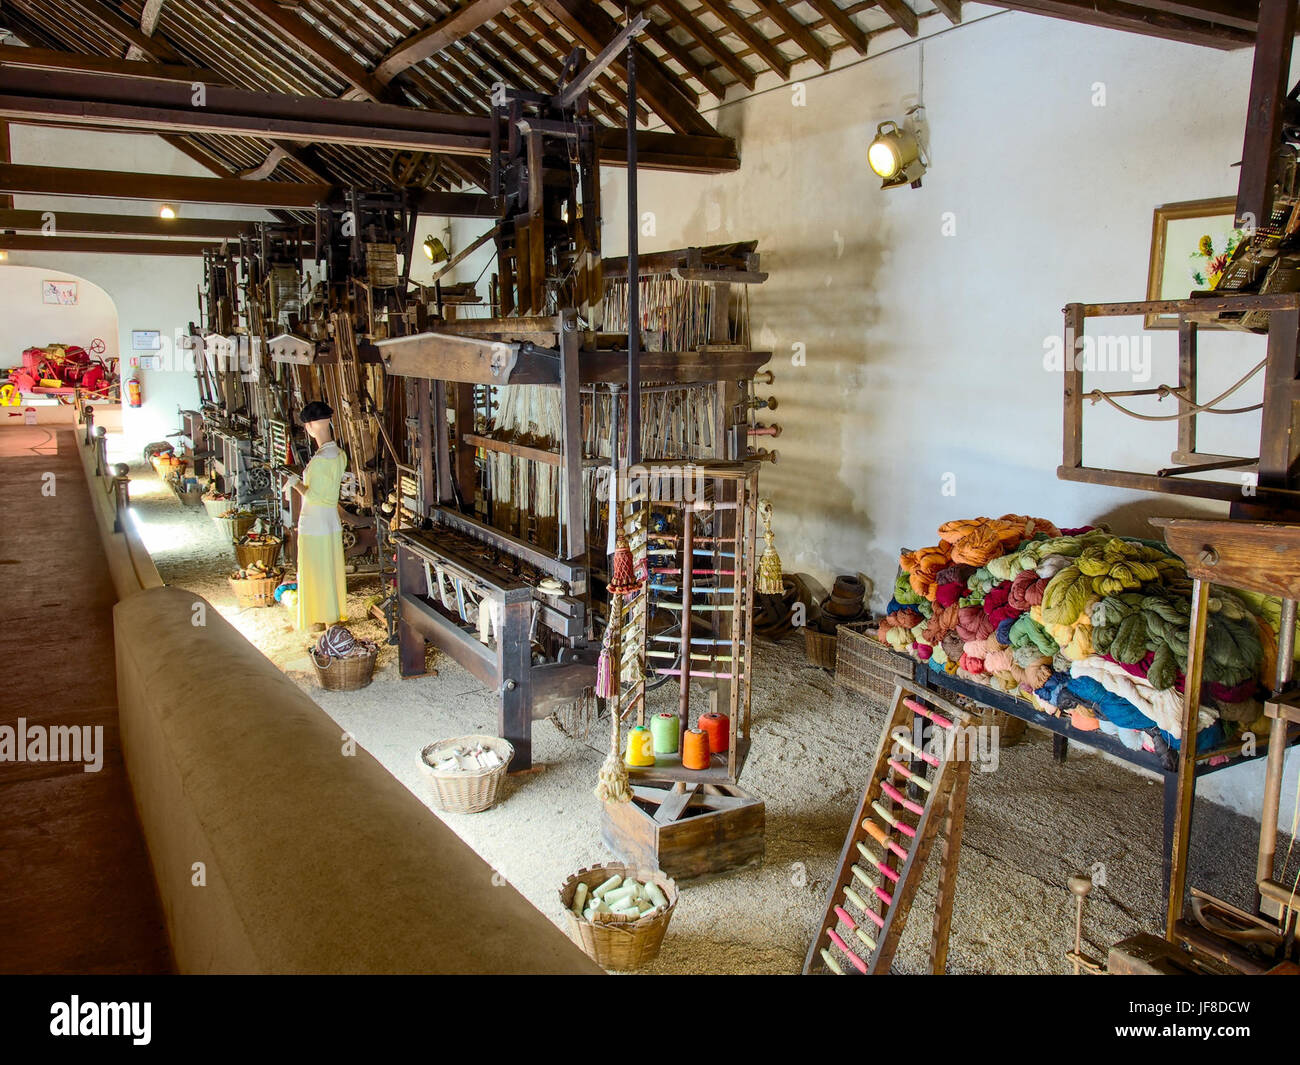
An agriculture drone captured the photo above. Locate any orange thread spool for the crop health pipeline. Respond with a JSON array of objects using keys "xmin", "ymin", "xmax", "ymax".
[
  {"xmin": 682, "ymin": 727, "xmax": 711, "ymax": 770},
  {"xmin": 698, "ymin": 712, "xmax": 730, "ymax": 753}
]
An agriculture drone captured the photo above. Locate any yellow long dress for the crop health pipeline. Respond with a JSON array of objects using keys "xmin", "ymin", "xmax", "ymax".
[{"xmin": 295, "ymin": 440, "xmax": 349, "ymax": 630}]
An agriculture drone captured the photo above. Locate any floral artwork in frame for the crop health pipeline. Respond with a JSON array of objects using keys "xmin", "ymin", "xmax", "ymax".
[{"xmin": 1144, "ymin": 197, "xmax": 1247, "ymax": 329}]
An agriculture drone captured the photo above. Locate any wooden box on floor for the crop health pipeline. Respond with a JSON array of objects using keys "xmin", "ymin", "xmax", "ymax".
[{"xmin": 601, "ymin": 781, "xmax": 765, "ymax": 880}]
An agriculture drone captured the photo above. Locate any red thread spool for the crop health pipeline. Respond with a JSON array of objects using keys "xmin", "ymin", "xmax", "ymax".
[
  {"xmin": 682, "ymin": 727, "xmax": 711, "ymax": 770},
  {"xmin": 699, "ymin": 711, "xmax": 730, "ymax": 753}
]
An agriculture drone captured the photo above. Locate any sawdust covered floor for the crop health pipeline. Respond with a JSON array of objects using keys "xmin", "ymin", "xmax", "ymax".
[{"xmin": 131, "ymin": 463, "xmax": 1286, "ymax": 975}]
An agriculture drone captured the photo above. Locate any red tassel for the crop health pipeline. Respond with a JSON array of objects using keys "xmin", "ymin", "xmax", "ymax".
[{"xmin": 606, "ymin": 531, "xmax": 643, "ymax": 598}]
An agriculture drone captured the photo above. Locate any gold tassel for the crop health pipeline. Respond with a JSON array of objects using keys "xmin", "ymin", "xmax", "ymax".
[
  {"xmin": 594, "ymin": 597, "xmax": 631, "ymax": 804},
  {"xmin": 756, "ymin": 497, "xmax": 784, "ymax": 595}
]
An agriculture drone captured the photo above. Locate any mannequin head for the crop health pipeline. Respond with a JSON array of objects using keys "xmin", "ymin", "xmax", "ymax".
[{"xmin": 300, "ymin": 401, "xmax": 334, "ymax": 447}]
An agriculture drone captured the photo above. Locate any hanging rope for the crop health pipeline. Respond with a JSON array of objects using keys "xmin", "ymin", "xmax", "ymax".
[{"xmin": 1085, "ymin": 358, "xmax": 1265, "ymax": 422}]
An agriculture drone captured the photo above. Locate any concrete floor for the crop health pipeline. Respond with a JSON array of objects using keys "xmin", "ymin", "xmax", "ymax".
[
  {"xmin": 130, "ymin": 460, "xmax": 1300, "ymax": 974},
  {"xmin": 0, "ymin": 425, "xmax": 171, "ymax": 974}
]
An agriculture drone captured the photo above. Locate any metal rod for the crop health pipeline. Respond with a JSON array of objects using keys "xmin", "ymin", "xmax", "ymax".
[{"xmin": 625, "ymin": 26, "xmax": 641, "ymax": 467}]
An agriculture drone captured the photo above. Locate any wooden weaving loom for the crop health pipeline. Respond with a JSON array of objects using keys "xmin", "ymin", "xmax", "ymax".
[{"xmin": 804, "ymin": 681, "xmax": 973, "ymax": 974}]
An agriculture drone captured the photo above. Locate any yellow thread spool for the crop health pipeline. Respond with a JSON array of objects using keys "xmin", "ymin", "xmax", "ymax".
[{"xmin": 624, "ymin": 725, "xmax": 656, "ymax": 766}]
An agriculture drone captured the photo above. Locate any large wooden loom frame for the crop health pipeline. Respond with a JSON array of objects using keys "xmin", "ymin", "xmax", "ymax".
[{"xmin": 378, "ymin": 309, "xmax": 771, "ymax": 770}]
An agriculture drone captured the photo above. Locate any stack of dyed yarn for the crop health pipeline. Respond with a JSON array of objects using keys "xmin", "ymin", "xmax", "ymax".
[{"xmin": 877, "ymin": 515, "xmax": 1276, "ymax": 759}]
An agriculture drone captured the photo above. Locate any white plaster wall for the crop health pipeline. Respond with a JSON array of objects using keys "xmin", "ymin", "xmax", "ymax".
[
  {"xmin": 426, "ymin": 11, "xmax": 1294, "ymax": 816},
  {"xmin": 0, "ymin": 265, "xmax": 118, "ymax": 367},
  {"xmin": 1, "ymin": 126, "xmax": 273, "ymax": 454}
]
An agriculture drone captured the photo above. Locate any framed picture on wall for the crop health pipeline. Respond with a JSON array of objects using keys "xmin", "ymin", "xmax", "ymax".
[
  {"xmin": 1144, "ymin": 197, "xmax": 1245, "ymax": 329},
  {"xmin": 42, "ymin": 280, "xmax": 78, "ymax": 306}
]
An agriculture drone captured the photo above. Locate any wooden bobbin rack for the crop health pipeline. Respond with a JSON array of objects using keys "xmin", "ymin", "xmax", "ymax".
[
  {"xmin": 804, "ymin": 681, "xmax": 973, "ymax": 975},
  {"xmin": 619, "ymin": 461, "xmax": 759, "ymax": 784}
]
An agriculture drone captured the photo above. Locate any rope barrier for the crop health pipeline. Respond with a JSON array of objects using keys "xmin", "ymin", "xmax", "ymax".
[{"xmin": 1085, "ymin": 358, "xmax": 1265, "ymax": 422}]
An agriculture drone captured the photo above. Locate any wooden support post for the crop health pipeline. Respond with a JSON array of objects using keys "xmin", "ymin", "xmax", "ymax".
[
  {"xmin": 433, "ymin": 380, "xmax": 453, "ymax": 504},
  {"xmin": 453, "ymin": 383, "xmax": 476, "ymax": 510},
  {"xmin": 416, "ymin": 380, "xmax": 434, "ymax": 516},
  {"xmin": 1259, "ymin": 307, "xmax": 1300, "ymax": 491},
  {"xmin": 1165, "ymin": 576, "xmax": 1210, "ymax": 939},
  {"xmin": 559, "ymin": 311, "xmax": 586, "ymax": 560},
  {"xmin": 929, "ymin": 757, "xmax": 971, "ymax": 974},
  {"xmin": 500, "ymin": 597, "xmax": 534, "ymax": 770},
  {"xmin": 396, "ymin": 545, "xmax": 429, "ymax": 678},
  {"xmin": 1176, "ymin": 318, "xmax": 1198, "ymax": 460},
  {"xmin": 1235, "ymin": 0, "xmax": 1296, "ymax": 230},
  {"xmin": 1062, "ymin": 303, "xmax": 1084, "ymax": 470}
]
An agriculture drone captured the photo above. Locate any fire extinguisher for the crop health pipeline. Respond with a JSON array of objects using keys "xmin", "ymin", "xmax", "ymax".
[{"xmin": 127, "ymin": 376, "xmax": 143, "ymax": 408}]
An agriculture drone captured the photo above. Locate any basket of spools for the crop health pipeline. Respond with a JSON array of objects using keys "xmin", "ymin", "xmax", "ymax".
[
  {"xmin": 804, "ymin": 574, "xmax": 868, "ymax": 670},
  {"xmin": 234, "ymin": 529, "xmax": 283, "ymax": 570},
  {"xmin": 213, "ymin": 506, "xmax": 256, "ymax": 543},
  {"xmin": 420, "ymin": 735, "xmax": 513, "ymax": 814},
  {"xmin": 201, "ymin": 490, "xmax": 233, "ymax": 520},
  {"xmin": 228, "ymin": 560, "xmax": 284, "ymax": 609},
  {"xmin": 309, "ymin": 623, "xmax": 379, "ymax": 691},
  {"xmin": 558, "ymin": 863, "xmax": 678, "ymax": 971}
]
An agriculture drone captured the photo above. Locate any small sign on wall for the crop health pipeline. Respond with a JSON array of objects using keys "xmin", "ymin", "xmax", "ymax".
[
  {"xmin": 132, "ymin": 329, "xmax": 162, "ymax": 351},
  {"xmin": 134, "ymin": 355, "xmax": 162, "ymax": 370},
  {"xmin": 42, "ymin": 280, "xmax": 77, "ymax": 306}
]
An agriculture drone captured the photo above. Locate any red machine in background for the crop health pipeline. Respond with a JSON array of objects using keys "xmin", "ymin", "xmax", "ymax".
[{"xmin": 0, "ymin": 339, "xmax": 119, "ymax": 406}]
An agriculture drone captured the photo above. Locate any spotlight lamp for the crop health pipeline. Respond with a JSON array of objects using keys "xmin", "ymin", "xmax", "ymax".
[
  {"xmin": 868, "ymin": 120, "xmax": 926, "ymax": 190},
  {"xmin": 422, "ymin": 235, "xmax": 449, "ymax": 263},
  {"xmin": 159, "ymin": 204, "xmax": 177, "ymax": 219}
]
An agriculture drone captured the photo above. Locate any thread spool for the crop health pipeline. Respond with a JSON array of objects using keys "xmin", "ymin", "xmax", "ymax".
[
  {"xmin": 650, "ymin": 713, "xmax": 680, "ymax": 754},
  {"xmin": 698, "ymin": 711, "xmax": 730, "ymax": 753},
  {"xmin": 682, "ymin": 727, "xmax": 711, "ymax": 770},
  {"xmin": 624, "ymin": 725, "xmax": 656, "ymax": 767}
]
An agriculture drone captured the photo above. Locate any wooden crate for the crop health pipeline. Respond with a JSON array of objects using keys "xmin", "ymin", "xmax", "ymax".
[
  {"xmin": 602, "ymin": 781, "xmax": 765, "ymax": 881},
  {"xmin": 835, "ymin": 621, "xmax": 910, "ymax": 700}
]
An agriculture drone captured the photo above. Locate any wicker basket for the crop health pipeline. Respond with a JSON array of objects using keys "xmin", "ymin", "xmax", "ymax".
[
  {"xmin": 836, "ymin": 620, "xmax": 911, "ymax": 701},
  {"xmin": 202, "ymin": 496, "xmax": 233, "ymax": 519},
  {"xmin": 228, "ymin": 574, "xmax": 279, "ymax": 608},
  {"xmin": 310, "ymin": 644, "xmax": 379, "ymax": 692},
  {"xmin": 235, "ymin": 539, "xmax": 283, "ymax": 569},
  {"xmin": 558, "ymin": 862, "xmax": 678, "ymax": 971},
  {"xmin": 420, "ymin": 734, "xmax": 514, "ymax": 813},
  {"xmin": 214, "ymin": 512, "xmax": 256, "ymax": 541},
  {"xmin": 803, "ymin": 626, "xmax": 837, "ymax": 670}
]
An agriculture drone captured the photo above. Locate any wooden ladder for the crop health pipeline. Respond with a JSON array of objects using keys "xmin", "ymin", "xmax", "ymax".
[{"xmin": 803, "ymin": 681, "xmax": 973, "ymax": 975}]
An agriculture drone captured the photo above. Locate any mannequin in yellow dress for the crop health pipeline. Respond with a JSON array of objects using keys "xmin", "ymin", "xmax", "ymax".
[{"xmin": 283, "ymin": 401, "xmax": 349, "ymax": 632}]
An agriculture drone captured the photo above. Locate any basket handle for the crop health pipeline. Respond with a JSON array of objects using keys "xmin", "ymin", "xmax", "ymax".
[{"xmin": 310, "ymin": 647, "xmax": 335, "ymax": 669}]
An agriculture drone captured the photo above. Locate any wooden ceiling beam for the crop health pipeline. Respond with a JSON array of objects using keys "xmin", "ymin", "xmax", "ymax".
[
  {"xmin": 65, "ymin": 0, "xmax": 185, "ymax": 63},
  {"xmin": 693, "ymin": 0, "xmax": 793, "ymax": 78},
  {"xmin": 651, "ymin": 0, "xmax": 758, "ymax": 90},
  {"xmin": 0, "ymin": 162, "xmax": 503, "ymax": 214},
  {"xmin": 0, "ymin": 208, "xmax": 255, "ymax": 238},
  {"xmin": 0, "ymin": 233, "xmax": 217, "ymax": 256},
  {"xmin": 627, "ymin": 2, "xmax": 729, "ymax": 100},
  {"xmin": 235, "ymin": 0, "xmax": 394, "ymax": 102},
  {"xmin": 983, "ymin": 0, "xmax": 1253, "ymax": 48},
  {"xmin": 1125, "ymin": 0, "xmax": 1257, "ymax": 33},
  {"xmin": 751, "ymin": 0, "xmax": 833, "ymax": 67},
  {"xmin": 873, "ymin": 0, "xmax": 921, "ymax": 37},
  {"xmin": 804, "ymin": 0, "xmax": 871, "ymax": 54},
  {"xmin": 374, "ymin": 0, "xmax": 516, "ymax": 84},
  {"xmin": 0, "ymin": 44, "xmax": 222, "ymax": 84},
  {"xmin": 535, "ymin": 0, "xmax": 719, "ymax": 134},
  {"xmin": 927, "ymin": 0, "xmax": 964, "ymax": 25}
]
